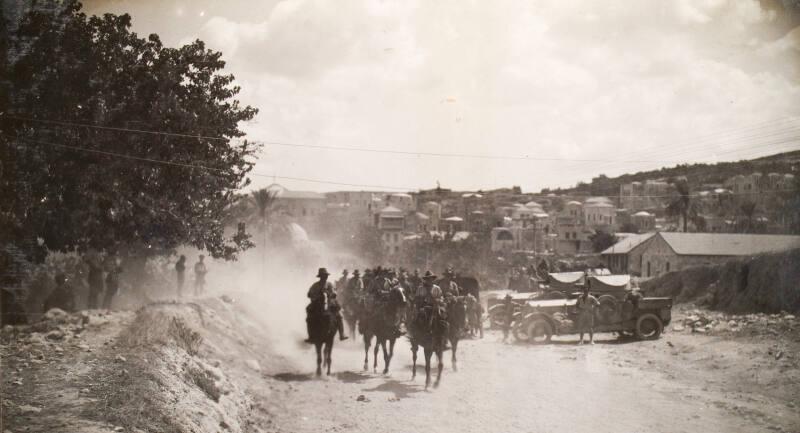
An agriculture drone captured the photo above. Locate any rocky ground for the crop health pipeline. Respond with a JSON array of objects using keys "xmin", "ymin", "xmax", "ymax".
[{"xmin": 1, "ymin": 296, "xmax": 798, "ymax": 433}]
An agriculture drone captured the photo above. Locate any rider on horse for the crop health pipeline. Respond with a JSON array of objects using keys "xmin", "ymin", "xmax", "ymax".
[
  {"xmin": 440, "ymin": 268, "xmax": 461, "ymax": 300},
  {"xmin": 306, "ymin": 267, "xmax": 348, "ymax": 343}
]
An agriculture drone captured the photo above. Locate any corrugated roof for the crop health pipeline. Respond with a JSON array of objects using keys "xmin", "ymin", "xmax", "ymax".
[
  {"xmin": 601, "ymin": 232, "xmax": 656, "ymax": 255},
  {"xmin": 659, "ymin": 232, "xmax": 800, "ymax": 256}
]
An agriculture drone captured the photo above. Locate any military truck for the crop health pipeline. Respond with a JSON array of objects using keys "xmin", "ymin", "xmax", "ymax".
[
  {"xmin": 505, "ymin": 273, "xmax": 672, "ymax": 342},
  {"xmin": 511, "ymin": 294, "xmax": 673, "ymax": 342}
]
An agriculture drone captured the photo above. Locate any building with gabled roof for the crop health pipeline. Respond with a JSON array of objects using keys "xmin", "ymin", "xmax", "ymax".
[
  {"xmin": 600, "ymin": 232, "xmax": 657, "ymax": 275},
  {"xmin": 638, "ymin": 232, "xmax": 800, "ymax": 278}
]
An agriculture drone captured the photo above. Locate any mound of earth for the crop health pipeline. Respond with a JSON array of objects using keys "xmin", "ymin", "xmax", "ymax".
[{"xmin": 0, "ymin": 297, "xmax": 283, "ymax": 433}]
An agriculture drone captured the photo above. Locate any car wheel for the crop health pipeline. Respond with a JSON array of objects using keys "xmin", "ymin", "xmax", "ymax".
[
  {"xmin": 512, "ymin": 321, "xmax": 530, "ymax": 342},
  {"xmin": 596, "ymin": 295, "xmax": 618, "ymax": 325},
  {"xmin": 526, "ymin": 319, "xmax": 553, "ymax": 344},
  {"xmin": 488, "ymin": 305, "xmax": 506, "ymax": 329},
  {"xmin": 635, "ymin": 313, "xmax": 663, "ymax": 340}
]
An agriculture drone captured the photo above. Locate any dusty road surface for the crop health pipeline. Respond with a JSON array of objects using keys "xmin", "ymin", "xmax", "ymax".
[
  {"xmin": 3, "ymin": 300, "xmax": 797, "ymax": 433},
  {"xmin": 262, "ymin": 331, "xmax": 799, "ymax": 433}
]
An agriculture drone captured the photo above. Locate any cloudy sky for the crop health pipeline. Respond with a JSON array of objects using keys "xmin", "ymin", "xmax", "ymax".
[{"xmin": 84, "ymin": 0, "xmax": 800, "ymax": 193}]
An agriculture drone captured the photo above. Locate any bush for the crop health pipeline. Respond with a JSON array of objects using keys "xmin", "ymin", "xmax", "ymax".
[
  {"xmin": 169, "ymin": 317, "xmax": 203, "ymax": 356},
  {"xmin": 185, "ymin": 365, "xmax": 221, "ymax": 402}
]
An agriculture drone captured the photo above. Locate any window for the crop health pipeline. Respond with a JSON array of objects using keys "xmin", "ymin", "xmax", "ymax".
[
  {"xmin": 666, "ymin": 262, "xmax": 670, "ymax": 272},
  {"xmin": 394, "ymin": 246, "xmax": 399, "ymax": 253},
  {"xmin": 647, "ymin": 261, "xmax": 651, "ymax": 277}
]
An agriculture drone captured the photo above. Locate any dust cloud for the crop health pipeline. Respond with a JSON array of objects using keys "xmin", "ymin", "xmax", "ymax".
[{"xmin": 197, "ymin": 238, "xmax": 365, "ymax": 365}]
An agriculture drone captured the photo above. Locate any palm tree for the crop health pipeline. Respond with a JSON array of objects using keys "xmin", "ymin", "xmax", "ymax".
[
  {"xmin": 248, "ymin": 189, "xmax": 279, "ymax": 279},
  {"xmin": 249, "ymin": 188, "xmax": 279, "ymax": 241},
  {"xmin": 666, "ymin": 180, "xmax": 698, "ymax": 232}
]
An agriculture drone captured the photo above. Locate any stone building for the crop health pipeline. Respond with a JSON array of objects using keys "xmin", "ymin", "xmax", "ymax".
[{"xmin": 637, "ymin": 232, "xmax": 800, "ymax": 278}]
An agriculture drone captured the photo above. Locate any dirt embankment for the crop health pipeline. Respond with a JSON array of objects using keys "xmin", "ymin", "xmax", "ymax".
[
  {"xmin": 1, "ymin": 296, "xmax": 286, "ymax": 433},
  {"xmin": 642, "ymin": 248, "xmax": 800, "ymax": 314}
]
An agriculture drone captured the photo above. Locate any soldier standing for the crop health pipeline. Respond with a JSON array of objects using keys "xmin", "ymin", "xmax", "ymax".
[
  {"xmin": 86, "ymin": 255, "xmax": 104, "ymax": 309},
  {"xmin": 194, "ymin": 255, "xmax": 208, "ymax": 296},
  {"xmin": 44, "ymin": 273, "xmax": 76, "ymax": 313},
  {"xmin": 175, "ymin": 255, "xmax": 187, "ymax": 299},
  {"xmin": 501, "ymin": 294, "xmax": 515, "ymax": 342},
  {"xmin": 576, "ymin": 285, "xmax": 599, "ymax": 345},
  {"xmin": 103, "ymin": 264, "xmax": 122, "ymax": 309}
]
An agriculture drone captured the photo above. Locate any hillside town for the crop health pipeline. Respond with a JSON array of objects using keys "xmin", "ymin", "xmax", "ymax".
[
  {"xmin": 3, "ymin": 1, "xmax": 800, "ymax": 433},
  {"xmin": 260, "ymin": 163, "xmax": 800, "ymax": 280}
]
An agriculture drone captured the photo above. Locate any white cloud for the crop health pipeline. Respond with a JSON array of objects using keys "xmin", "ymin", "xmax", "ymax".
[{"xmin": 86, "ymin": 0, "xmax": 800, "ymax": 192}]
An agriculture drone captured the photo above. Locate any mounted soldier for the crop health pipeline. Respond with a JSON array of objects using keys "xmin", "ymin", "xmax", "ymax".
[
  {"xmin": 440, "ymin": 268, "xmax": 460, "ymax": 300},
  {"xmin": 335, "ymin": 269, "xmax": 349, "ymax": 293},
  {"xmin": 305, "ymin": 268, "xmax": 348, "ymax": 343}
]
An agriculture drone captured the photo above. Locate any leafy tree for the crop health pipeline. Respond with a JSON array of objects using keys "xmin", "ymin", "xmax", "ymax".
[
  {"xmin": 1, "ymin": 2, "xmax": 258, "ymax": 269},
  {"xmin": 619, "ymin": 222, "xmax": 639, "ymax": 234},
  {"xmin": 665, "ymin": 179, "xmax": 698, "ymax": 232},
  {"xmin": 589, "ymin": 230, "xmax": 616, "ymax": 253}
]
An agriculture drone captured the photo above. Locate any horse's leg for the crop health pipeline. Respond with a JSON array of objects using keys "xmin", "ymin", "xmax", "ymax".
[
  {"xmin": 373, "ymin": 337, "xmax": 380, "ymax": 373},
  {"xmin": 411, "ymin": 343, "xmax": 418, "ymax": 381},
  {"xmin": 326, "ymin": 338, "xmax": 333, "ymax": 376},
  {"xmin": 424, "ymin": 347, "xmax": 433, "ymax": 390},
  {"xmin": 434, "ymin": 348, "xmax": 444, "ymax": 388},
  {"xmin": 363, "ymin": 333, "xmax": 371, "ymax": 371},
  {"xmin": 385, "ymin": 338, "xmax": 396, "ymax": 374},
  {"xmin": 381, "ymin": 339, "xmax": 390, "ymax": 374},
  {"xmin": 315, "ymin": 343, "xmax": 322, "ymax": 376}
]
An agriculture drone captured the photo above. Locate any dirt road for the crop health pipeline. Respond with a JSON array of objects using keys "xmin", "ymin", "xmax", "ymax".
[{"xmin": 261, "ymin": 331, "xmax": 799, "ymax": 433}]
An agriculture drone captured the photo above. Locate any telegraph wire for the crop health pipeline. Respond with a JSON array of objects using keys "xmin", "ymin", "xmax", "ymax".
[
  {"xmin": 4, "ymin": 114, "xmax": 799, "ymax": 164},
  {"xmin": 6, "ymin": 135, "xmax": 416, "ymax": 191},
  {"xmin": 7, "ymin": 134, "xmax": 796, "ymax": 199}
]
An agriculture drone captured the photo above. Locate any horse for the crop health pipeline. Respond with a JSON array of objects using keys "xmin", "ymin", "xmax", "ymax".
[
  {"xmin": 339, "ymin": 286, "xmax": 361, "ymax": 339},
  {"xmin": 446, "ymin": 296, "xmax": 467, "ymax": 371},
  {"xmin": 307, "ymin": 295, "xmax": 338, "ymax": 376},
  {"xmin": 408, "ymin": 301, "xmax": 448, "ymax": 389},
  {"xmin": 464, "ymin": 293, "xmax": 483, "ymax": 338},
  {"xmin": 361, "ymin": 287, "xmax": 406, "ymax": 374}
]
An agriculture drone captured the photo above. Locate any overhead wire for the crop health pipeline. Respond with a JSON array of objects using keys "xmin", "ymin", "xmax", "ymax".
[{"xmin": 7, "ymin": 134, "xmax": 796, "ymax": 199}]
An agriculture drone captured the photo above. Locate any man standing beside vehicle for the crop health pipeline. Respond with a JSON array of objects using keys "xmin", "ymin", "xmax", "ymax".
[
  {"xmin": 576, "ymin": 285, "xmax": 599, "ymax": 345},
  {"xmin": 501, "ymin": 294, "xmax": 515, "ymax": 343}
]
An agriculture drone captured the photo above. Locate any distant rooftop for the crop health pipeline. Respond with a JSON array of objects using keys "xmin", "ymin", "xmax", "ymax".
[
  {"xmin": 601, "ymin": 232, "xmax": 656, "ymax": 255},
  {"xmin": 658, "ymin": 232, "xmax": 800, "ymax": 256}
]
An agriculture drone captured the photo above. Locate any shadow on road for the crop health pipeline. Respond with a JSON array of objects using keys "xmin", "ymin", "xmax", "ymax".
[
  {"xmin": 334, "ymin": 371, "xmax": 372, "ymax": 383},
  {"xmin": 271, "ymin": 372, "xmax": 314, "ymax": 382},
  {"xmin": 363, "ymin": 379, "xmax": 422, "ymax": 399}
]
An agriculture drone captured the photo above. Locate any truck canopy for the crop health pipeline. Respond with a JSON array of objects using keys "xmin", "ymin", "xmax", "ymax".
[{"xmin": 588, "ymin": 275, "xmax": 631, "ymax": 292}]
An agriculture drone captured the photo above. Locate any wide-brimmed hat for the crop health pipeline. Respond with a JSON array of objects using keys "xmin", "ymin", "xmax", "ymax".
[
  {"xmin": 317, "ymin": 268, "xmax": 330, "ymax": 277},
  {"xmin": 422, "ymin": 270, "xmax": 437, "ymax": 280},
  {"xmin": 353, "ymin": 269, "xmax": 360, "ymax": 275}
]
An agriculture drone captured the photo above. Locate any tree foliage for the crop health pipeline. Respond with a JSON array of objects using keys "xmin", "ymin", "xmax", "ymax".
[
  {"xmin": 665, "ymin": 179, "xmax": 698, "ymax": 233},
  {"xmin": 589, "ymin": 230, "xmax": 616, "ymax": 253},
  {"xmin": 1, "ymin": 1, "xmax": 258, "ymax": 261}
]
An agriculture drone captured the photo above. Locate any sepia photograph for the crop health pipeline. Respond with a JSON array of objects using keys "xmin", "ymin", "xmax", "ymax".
[{"xmin": 1, "ymin": 1, "xmax": 800, "ymax": 432}]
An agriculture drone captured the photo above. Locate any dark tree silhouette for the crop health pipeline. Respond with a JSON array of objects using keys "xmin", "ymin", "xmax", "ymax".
[
  {"xmin": 1, "ymin": 1, "xmax": 258, "ymax": 265},
  {"xmin": 665, "ymin": 180, "xmax": 698, "ymax": 233}
]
